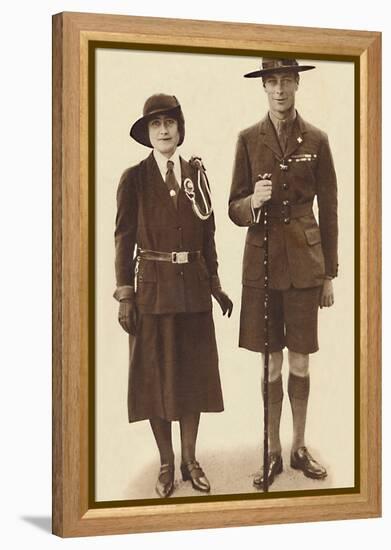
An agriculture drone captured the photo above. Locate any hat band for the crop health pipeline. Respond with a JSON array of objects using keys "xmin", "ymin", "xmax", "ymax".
[{"xmin": 262, "ymin": 59, "xmax": 299, "ymax": 70}]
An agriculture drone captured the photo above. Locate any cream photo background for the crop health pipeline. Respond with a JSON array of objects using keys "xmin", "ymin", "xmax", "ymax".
[{"xmin": 95, "ymin": 49, "xmax": 355, "ymax": 501}]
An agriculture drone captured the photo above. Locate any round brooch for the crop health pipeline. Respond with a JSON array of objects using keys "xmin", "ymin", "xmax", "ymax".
[{"xmin": 183, "ymin": 178, "xmax": 194, "ymax": 194}]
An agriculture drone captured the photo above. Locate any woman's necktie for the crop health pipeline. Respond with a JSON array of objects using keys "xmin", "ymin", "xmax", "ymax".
[{"xmin": 165, "ymin": 160, "xmax": 180, "ymax": 207}]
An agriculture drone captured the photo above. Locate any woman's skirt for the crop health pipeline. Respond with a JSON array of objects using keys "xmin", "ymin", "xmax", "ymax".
[{"xmin": 128, "ymin": 311, "xmax": 224, "ymax": 422}]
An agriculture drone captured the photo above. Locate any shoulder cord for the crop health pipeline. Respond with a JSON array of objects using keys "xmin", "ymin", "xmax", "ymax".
[{"xmin": 184, "ymin": 157, "xmax": 213, "ymax": 220}]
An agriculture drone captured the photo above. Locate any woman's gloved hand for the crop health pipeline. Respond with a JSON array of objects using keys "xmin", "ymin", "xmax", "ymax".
[{"xmin": 212, "ymin": 288, "xmax": 233, "ymax": 317}]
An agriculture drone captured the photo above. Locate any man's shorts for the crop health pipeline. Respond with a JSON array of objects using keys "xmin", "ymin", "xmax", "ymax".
[{"xmin": 239, "ymin": 285, "xmax": 322, "ymax": 354}]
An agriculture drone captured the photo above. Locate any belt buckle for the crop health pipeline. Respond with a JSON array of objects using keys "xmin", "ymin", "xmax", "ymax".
[{"xmin": 172, "ymin": 251, "xmax": 189, "ymax": 264}]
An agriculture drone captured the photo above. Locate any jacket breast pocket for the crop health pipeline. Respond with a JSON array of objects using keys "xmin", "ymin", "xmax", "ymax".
[{"xmin": 290, "ymin": 157, "xmax": 317, "ymax": 188}]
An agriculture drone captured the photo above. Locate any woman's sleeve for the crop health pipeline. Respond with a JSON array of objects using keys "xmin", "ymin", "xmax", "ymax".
[{"xmin": 114, "ymin": 168, "xmax": 138, "ymax": 288}]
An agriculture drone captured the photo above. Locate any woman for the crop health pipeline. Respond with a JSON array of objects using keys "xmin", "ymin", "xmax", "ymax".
[{"xmin": 114, "ymin": 93, "xmax": 233, "ymax": 498}]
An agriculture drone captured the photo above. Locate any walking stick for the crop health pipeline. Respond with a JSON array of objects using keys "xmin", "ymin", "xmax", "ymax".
[
  {"xmin": 258, "ymin": 174, "xmax": 271, "ymax": 493},
  {"xmin": 263, "ymin": 198, "xmax": 270, "ymax": 492}
]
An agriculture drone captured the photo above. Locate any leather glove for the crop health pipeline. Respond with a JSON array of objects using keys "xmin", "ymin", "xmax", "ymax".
[
  {"xmin": 118, "ymin": 299, "xmax": 138, "ymax": 335},
  {"xmin": 212, "ymin": 288, "xmax": 233, "ymax": 317}
]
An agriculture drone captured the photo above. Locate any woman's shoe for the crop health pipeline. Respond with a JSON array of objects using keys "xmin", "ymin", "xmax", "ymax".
[
  {"xmin": 181, "ymin": 460, "xmax": 210, "ymax": 493},
  {"xmin": 155, "ymin": 463, "xmax": 175, "ymax": 498}
]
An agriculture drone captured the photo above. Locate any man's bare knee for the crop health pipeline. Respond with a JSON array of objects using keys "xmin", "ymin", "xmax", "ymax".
[
  {"xmin": 262, "ymin": 350, "xmax": 283, "ymax": 381},
  {"xmin": 288, "ymin": 349, "xmax": 309, "ymax": 377}
]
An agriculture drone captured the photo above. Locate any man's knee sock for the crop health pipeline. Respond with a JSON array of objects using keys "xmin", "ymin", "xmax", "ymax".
[
  {"xmin": 265, "ymin": 375, "xmax": 284, "ymax": 454},
  {"xmin": 288, "ymin": 373, "xmax": 310, "ymax": 452}
]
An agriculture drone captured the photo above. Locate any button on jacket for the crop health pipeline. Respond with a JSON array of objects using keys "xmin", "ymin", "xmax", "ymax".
[
  {"xmin": 115, "ymin": 152, "xmax": 219, "ymax": 314},
  {"xmin": 229, "ymin": 111, "xmax": 338, "ymax": 290}
]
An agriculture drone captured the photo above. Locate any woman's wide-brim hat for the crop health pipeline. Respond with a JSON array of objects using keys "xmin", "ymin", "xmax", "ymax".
[
  {"xmin": 130, "ymin": 93, "xmax": 185, "ymax": 148},
  {"xmin": 244, "ymin": 58, "xmax": 315, "ymax": 78}
]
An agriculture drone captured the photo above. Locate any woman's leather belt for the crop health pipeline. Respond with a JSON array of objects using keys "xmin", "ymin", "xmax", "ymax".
[{"xmin": 139, "ymin": 249, "xmax": 201, "ymax": 264}]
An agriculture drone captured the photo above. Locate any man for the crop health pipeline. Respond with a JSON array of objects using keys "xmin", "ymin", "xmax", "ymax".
[
  {"xmin": 229, "ymin": 59, "xmax": 338, "ymax": 488},
  {"xmin": 114, "ymin": 94, "xmax": 232, "ymax": 498}
]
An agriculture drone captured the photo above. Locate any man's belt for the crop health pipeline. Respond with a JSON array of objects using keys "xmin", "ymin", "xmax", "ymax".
[
  {"xmin": 139, "ymin": 249, "xmax": 201, "ymax": 264},
  {"xmin": 266, "ymin": 201, "xmax": 313, "ymax": 224}
]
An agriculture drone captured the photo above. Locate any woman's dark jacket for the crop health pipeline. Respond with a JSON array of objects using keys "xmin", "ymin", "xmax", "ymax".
[{"xmin": 115, "ymin": 152, "xmax": 220, "ymax": 314}]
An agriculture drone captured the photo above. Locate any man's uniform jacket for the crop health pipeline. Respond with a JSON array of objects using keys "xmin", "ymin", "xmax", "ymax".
[
  {"xmin": 229, "ymin": 112, "xmax": 338, "ymax": 293},
  {"xmin": 115, "ymin": 152, "xmax": 219, "ymax": 315}
]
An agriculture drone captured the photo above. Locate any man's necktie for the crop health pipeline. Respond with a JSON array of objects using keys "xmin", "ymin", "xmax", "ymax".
[
  {"xmin": 165, "ymin": 160, "xmax": 180, "ymax": 207},
  {"xmin": 276, "ymin": 120, "xmax": 289, "ymax": 154}
]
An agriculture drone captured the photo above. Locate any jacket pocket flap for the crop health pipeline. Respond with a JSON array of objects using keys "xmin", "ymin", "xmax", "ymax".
[
  {"xmin": 138, "ymin": 260, "xmax": 157, "ymax": 282},
  {"xmin": 304, "ymin": 227, "xmax": 321, "ymax": 246}
]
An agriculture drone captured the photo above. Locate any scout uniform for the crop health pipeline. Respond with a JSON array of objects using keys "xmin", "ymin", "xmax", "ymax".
[
  {"xmin": 114, "ymin": 94, "xmax": 232, "ymax": 498},
  {"xmin": 229, "ymin": 58, "xmax": 338, "ymax": 488},
  {"xmin": 229, "ymin": 106, "xmax": 338, "ymax": 353},
  {"xmin": 115, "ymin": 150, "xmax": 224, "ymax": 421}
]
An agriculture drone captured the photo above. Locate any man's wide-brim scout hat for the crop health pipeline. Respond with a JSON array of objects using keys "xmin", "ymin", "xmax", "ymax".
[
  {"xmin": 130, "ymin": 93, "xmax": 185, "ymax": 148},
  {"xmin": 244, "ymin": 58, "xmax": 315, "ymax": 78}
]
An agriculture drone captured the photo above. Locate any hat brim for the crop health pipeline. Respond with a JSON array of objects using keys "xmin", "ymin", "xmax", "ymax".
[
  {"xmin": 244, "ymin": 65, "xmax": 315, "ymax": 78},
  {"xmin": 130, "ymin": 105, "xmax": 183, "ymax": 148}
]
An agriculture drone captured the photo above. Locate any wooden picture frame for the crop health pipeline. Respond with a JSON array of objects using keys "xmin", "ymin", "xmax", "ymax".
[{"xmin": 52, "ymin": 11, "xmax": 381, "ymax": 537}]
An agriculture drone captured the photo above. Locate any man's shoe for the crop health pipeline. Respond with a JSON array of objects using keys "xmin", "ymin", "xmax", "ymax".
[
  {"xmin": 181, "ymin": 460, "xmax": 211, "ymax": 493},
  {"xmin": 253, "ymin": 452, "xmax": 283, "ymax": 489},
  {"xmin": 155, "ymin": 463, "xmax": 175, "ymax": 498},
  {"xmin": 290, "ymin": 446, "xmax": 327, "ymax": 479}
]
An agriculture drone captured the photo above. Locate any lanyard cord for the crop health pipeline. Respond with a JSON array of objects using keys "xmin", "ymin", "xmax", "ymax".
[{"xmin": 184, "ymin": 157, "xmax": 213, "ymax": 220}]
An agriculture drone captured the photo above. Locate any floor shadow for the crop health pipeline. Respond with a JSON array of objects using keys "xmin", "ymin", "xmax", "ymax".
[
  {"xmin": 118, "ymin": 444, "xmax": 336, "ymax": 501},
  {"xmin": 21, "ymin": 516, "xmax": 52, "ymax": 534}
]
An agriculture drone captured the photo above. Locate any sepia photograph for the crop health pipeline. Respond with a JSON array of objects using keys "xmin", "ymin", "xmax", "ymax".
[
  {"xmin": 1, "ymin": 0, "xmax": 387, "ymax": 545},
  {"xmin": 93, "ymin": 46, "xmax": 356, "ymax": 503},
  {"xmin": 52, "ymin": 12, "xmax": 381, "ymax": 537}
]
